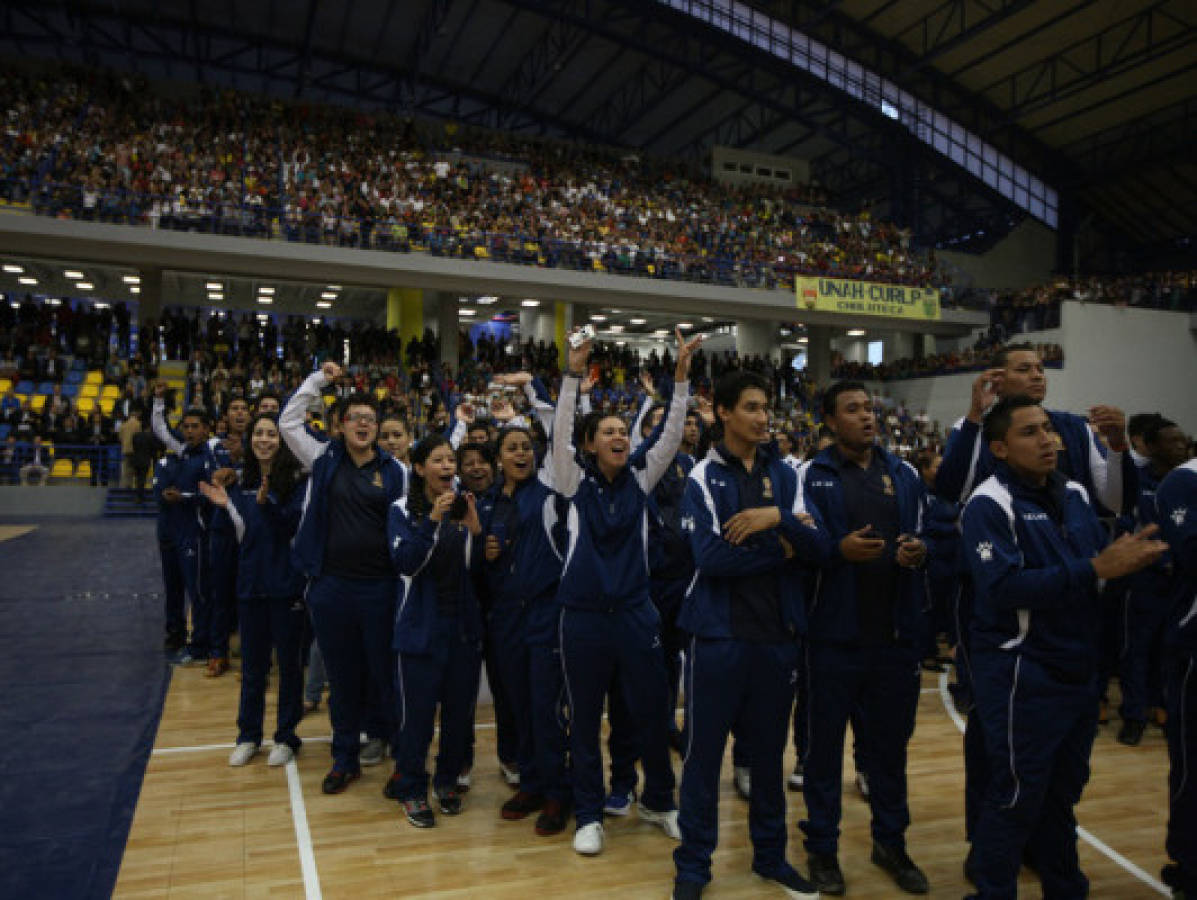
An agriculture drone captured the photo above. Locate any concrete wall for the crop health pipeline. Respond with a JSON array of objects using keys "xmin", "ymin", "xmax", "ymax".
[
  {"xmin": 939, "ymin": 219, "xmax": 1057, "ymax": 291},
  {"xmin": 865, "ymin": 302, "xmax": 1197, "ymax": 436},
  {"xmin": 711, "ymin": 145, "xmax": 810, "ymax": 189}
]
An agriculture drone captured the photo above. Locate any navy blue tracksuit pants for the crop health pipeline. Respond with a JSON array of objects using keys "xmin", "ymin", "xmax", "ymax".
[
  {"xmin": 176, "ymin": 534, "xmax": 211, "ymax": 659},
  {"xmin": 488, "ymin": 603, "xmax": 538, "ymax": 793},
  {"xmin": 208, "ymin": 530, "xmax": 238, "ymax": 659},
  {"xmin": 954, "ymin": 578, "xmax": 990, "ymax": 844},
  {"xmin": 159, "ymin": 538, "xmax": 186, "ymax": 642},
  {"xmin": 801, "ymin": 641, "xmax": 920, "ymax": 855},
  {"xmin": 1120, "ymin": 582, "xmax": 1169, "ymax": 722},
  {"xmin": 395, "ymin": 614, "xmax": 482, "ymax": 799},
  {"xmin": 971, "ymin": 651, "xmax": 1097, "ymax": 900},
  {"xmin": 1166, "ymin": 652, "xmax": 1197, "ymax": 896},
  {"xmin": 560, "ymin": 605, "xmax": 676, "ymax": 827},
  {"xmin": 674, "ymin": 637, "xmax": 799, "ymax": 886},
  {"xmin": 237, "ymin": 595, "xmax": 304, "ymax": 749},
  {"xmin": 306, "ymin": 574, "xmax": 397, "ymax": 772}
]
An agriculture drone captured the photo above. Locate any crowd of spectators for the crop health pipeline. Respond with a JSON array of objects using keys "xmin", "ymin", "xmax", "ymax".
[
  {"xmin": 2, "ymin": 292, "xmax": 905, "ymax": 485},
  {"xmin": 985, "ymin": 272, "xmax": 1197, "ymax": 337},
  {"xmin": 831, "ymin": 340, "xmax": 1063, "ymax": 383},
  {"xmin": 1, "ymin": 63, "xmax": 944, "ymax": 292}
]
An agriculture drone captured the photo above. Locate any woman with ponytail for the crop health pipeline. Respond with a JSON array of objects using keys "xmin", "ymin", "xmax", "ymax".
[{"xmin": 386, "ymin": 435, "xmax": 484, "ymax": 828}]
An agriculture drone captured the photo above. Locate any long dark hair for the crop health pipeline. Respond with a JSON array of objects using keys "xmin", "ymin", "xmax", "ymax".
[
  {"xmin": 408, "ymin": 434, "xmax": 454, "ymax": 520},
  {"xmin": 242, "ymin": 413, "xmax": 302, "ymax": 502},
  {"xmin": 493, "ymin": 426, "xmax": 534, "ymax": 484}
]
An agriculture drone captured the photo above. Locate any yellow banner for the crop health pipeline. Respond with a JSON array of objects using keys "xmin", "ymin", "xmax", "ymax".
[{"xmin": 795, "ymin": 277, "xmax": 941, "ymax": 321}]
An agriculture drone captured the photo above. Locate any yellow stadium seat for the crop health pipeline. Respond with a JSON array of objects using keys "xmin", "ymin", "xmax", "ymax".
[
  {"xmin": 99, "ymin": 398, "xmax": 115, "ymax": 416},
  {"xmin": 100, "ymin": 385, "xmax": 120, "ymax": 399},
  {"xmin": 75, "ymin": 397, "xmax": 96, "ymax": 414},
  {"xmin": 0, "ymin": 378, "xmax": 11, "ymax": 393},
  {"xmin": 15, "ymin": 394, "xmax": 28, "ymax": 407},
  {"xmin": 592, "ymin": 258, "xmax": 605, "ymax": 271},
  {"xmin": 79, "ymin": 384, "xmax": 99, "ymax": 399},
  {"xmin": 74, "ymin": 460, "xmax": 91, "ymax": 480},
  {"xmin": 84, "ymin": 371, "xmax": 103, "ymax": 385},
  {"xmin": 474, "ymin": 246, "xmax": 490, "ymax": 259},
  {"xmin": 30, "ymin": 394, "xmax": 46, "ymax": 412},
  {"xmin": 50, "ymin": 459, "xmax": 74, "ymax": 479}
]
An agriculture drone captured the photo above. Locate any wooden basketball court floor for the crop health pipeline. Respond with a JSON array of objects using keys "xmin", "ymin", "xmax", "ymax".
[{"xmin": 111, "ymin": 662, "xmax": 1173, "ymax": 899}]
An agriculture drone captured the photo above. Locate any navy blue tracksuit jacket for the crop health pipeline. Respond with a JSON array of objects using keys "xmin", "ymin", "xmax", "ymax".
[
  {"xmin": 1156, "ymin": 459, "xmax": 1197, "ymax": 895},
  {"xmin": 388, "ymin": 494, "xmax": 483, "ymax": 800},
  {"xmin": 798, "ymin": 444, "xmax": 927, "ymax": 857},
  {"xmin": 962, "ymin": 464, "xmax": 1108, "ymax": 899}
]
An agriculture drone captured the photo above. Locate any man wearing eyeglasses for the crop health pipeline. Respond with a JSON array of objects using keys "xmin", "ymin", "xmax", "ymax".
[{"xmin": 281, "ymin": 361, "xmax": 408, "ymax": 794}]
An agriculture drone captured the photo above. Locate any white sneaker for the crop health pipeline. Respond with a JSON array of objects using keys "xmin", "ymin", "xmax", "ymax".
[
  {"xmin": 359, "ymin": 737, "xmax": 386, "ymax": 767},
  {"xmin": 787, "ymin": 765, "xmax": 804, "ymax": 791},
  {"xmin": 573, "ymin": 822, "xmax": 605, "ymax": 856},
  {"xmin": 636, "ymin": 803, "xmax": 681, "ymax": 840},
  {"xmin": 855, "ymin": 771, "xmax": 870, "ymax": 800},
  {"xmin": 267, "ymin": 743, "xmax": 295, "ymax": 767},
  {"xmin": 457, "ymin": 766, "xmax": 472, "ymax": 790},
  {"xmin": 228, "ymin": 742, "xmax": 258, "ymax": 767},
  {"xmin": 734, "ymin": 766, "xmax": 751, "ymax": 800},
  {"xmin": 499, "ymin": 761, "xmax": 521, "ymax": 787}
]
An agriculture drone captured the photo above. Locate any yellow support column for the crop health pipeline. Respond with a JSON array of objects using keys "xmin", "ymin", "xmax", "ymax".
[
  {"xmin": 553, "ymin": 301, "xmax": 572, "ymax": 361},
  {"xmin": 387, "ymin": 288, "xmax": 423, "ymax": 365}
]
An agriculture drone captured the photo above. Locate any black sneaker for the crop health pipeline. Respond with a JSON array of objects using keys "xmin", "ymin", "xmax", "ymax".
[
  {"xmin": 1118, "ymin": 719, "xmax": 1147, "ymax": 746},
  {"xmin": 871, "ymin": 842, "xmax": 930, "ymax": 894},
  {"xmin": 321, "ymin": 768, "xmax": 360, "ymax": 794},
  {"xmin": 753, "ymin": 864, "xmax": 819, "ymax": 899},
  {"xmin": 501, "ymin": 790, "xmax": 545, "ymax": 820},
  {"xmin": 534, "ymin": 797, "xmax": 569, "ymax": 835},
  {"xmin": 808, "ymin": 853, "xmax": 846, "ymax": 895},
  {"xmin": 402, "ymin": 798, "xmax": 435, "ymax": 828},
  {"xmin": 964, "ymin": 845, "xmax": 978, "ymax": 886},
  {"xmin": 436, "ymin": 787, "xmax": 463, "ymax": 815},
  {"xmin": 383, "ymin": 771, "xmax": 403, "ymax": 800},
  {"xmin": 671, "ymin": 879, "xmax": 703, "ymax": 899}
]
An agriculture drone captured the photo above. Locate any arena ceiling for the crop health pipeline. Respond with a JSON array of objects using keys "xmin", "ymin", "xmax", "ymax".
[{"xmin": 3, "ymin": 0, "xmax": 1194, "ymax": 255}]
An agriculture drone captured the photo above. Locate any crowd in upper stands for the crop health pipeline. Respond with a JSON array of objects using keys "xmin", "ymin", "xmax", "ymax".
[{"xmin": 1, "ymin": 63, "xmax": 942, "ymax": 291}]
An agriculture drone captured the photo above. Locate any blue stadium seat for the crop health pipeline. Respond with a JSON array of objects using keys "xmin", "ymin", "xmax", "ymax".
[
  {"xmin": 62, "ymin": 383, "xmax": 80, "ymax": 398},
  {"xmin": 15, "ymin": 380, "xmax": 33, "ymax": 395},
  {"xmin": 65, "ymin": 370, "xmax": 84, "ymax": 384},
  {"xmin": 0, "ymin": 424, "xmax": 9, "ymax": 440},
  {"xmin": 36, "ymin": 382, "xmax": 54, "ymax": 395},
  {"xmin": 70, "ymin": 358, "xmax": 87, "ymax": 371}
]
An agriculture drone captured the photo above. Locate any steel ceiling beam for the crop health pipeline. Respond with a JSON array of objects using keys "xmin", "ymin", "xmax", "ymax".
[
  {"xmin": 973, "ymin": 1, "xmax": 1197, "ymax": 124},
  {"xmin": 895, "ymin": 0, "xmax": 1036, "ymax": 70}
]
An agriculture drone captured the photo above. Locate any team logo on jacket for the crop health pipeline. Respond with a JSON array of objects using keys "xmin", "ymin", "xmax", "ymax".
[
  {"xmin": 1050, "ymin": 432, "xmax": 1066, "ymax": 454},
  {"xmin": 675, "ymin": 463, "xmax": 685, "ymax": 480},
  {"xmin": 762, "ymin": 476, "xmax": 774, "ymax": 500},
  {"xmin": 881, "ymin": 474, "xmax": 895, "ymax": 495},
  {"xmin": 680, "ymin": 515, "xmax": 696, "ymax": 533},
  {"xmin": 372, "ymin": 471, "xmax": 384, "ymax": 488},
  {"xmin": 976, "ymin": 541, "xmax": 994, "ymax": 562},
  {"xmin": 1173, "ymin": 507, "xmax": 1188, "ymax": 526}
]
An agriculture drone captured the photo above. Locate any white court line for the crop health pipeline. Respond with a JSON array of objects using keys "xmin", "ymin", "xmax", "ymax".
[
  {"xmin": 285, "ymin": 758, "xmax": 322, "ymax": 900},
  {"xmin": 935, "ymin": 671, "xmax": 1169, "ymax": 896}
]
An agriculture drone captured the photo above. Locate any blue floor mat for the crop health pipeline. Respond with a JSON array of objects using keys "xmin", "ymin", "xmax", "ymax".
[{"xmin": 0, "ymin": 518, "xmax": 170, "ymax": 899}]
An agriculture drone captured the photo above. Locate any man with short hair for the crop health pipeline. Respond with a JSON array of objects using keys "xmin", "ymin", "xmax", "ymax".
[
  {"xmin": 934, "ymin": 342, "xmax": 1137, "ymax": 867},
  {"xmin": 672, "ymin": 370, "xmax": 823, "ymax": 899},
  {"xmin": 18, "ymin": 435, "xmax": 52, "ymax": 486},
  {"xmin": 961, "ymin": 395, "xmax": 1166, "ymax": 899},
  {"xmin": 281, "ymin": 361, "xmax": 407, "ymax": 794},
  {"xmin": 800, "ymin": 380, "xmax": 931, "ymax": 896},
  {"xmin": 1155, "ymin": 452, "xmax": 1197, "ymax": 898},
  {"xmin": 1117, "ymin": 417, "xmax": 1190, "ymax": 745},
  {"xmin": 151, "ymin": 387, "xmax": 220, "ymax": 663}
]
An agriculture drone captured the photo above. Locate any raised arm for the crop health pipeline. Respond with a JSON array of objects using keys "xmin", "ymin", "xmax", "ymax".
[
  {"xmin": 150, "ymin": 383, "xmax": 184, "ymax": 455},
  {"xmin": 1087, "ymin": 406, "xmax": 1135, "ymax": 514},
  {"xmin": 280, "ymin": 364, "xmax": 335, "ymax": 470},
  {"xmin": 551, "ymin": 372, "xmax": 584, "ymax": 499},
  {"xmin": 636, "ymin": 329, "xmax": 702, "ymax": 492}
]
